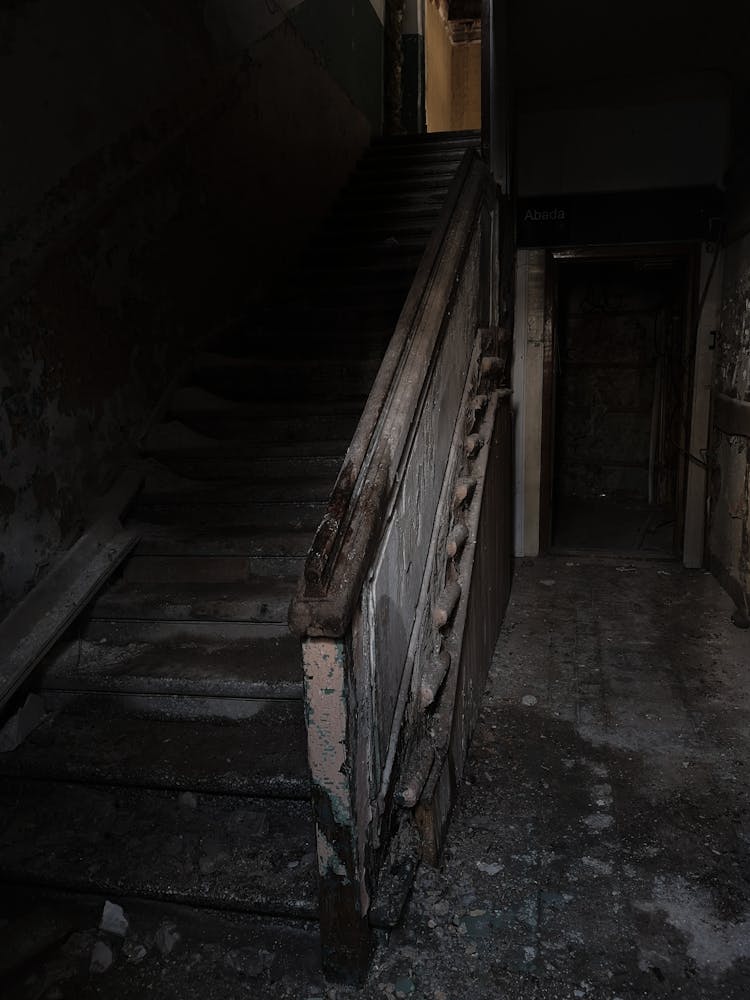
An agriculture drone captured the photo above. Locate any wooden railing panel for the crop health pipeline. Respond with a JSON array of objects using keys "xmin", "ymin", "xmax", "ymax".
[
  {"xmin": 416, "ymin": 392, "xmax": 513, "ymax": 861},
  {"xmin": 290, "ymin": 153, "xmax": 506, "ymax": 980},
  {"xmin": 365, "ymin": 229, "xmax": 481, "ymax": 769}
]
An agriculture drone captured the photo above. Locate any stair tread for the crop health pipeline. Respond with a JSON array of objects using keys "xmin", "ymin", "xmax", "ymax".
[
  {"xmin": 136, "ymin": 477, "xmax": 335, "ymax": 505},
  {"xmin": 121, "ymin": 553, "xmax": 304, "ymax": 584},
  {"xmin": 134, "ymin": 524, "xmax": 314, "ymax": 557},
  {"xmin": 40, "ymin": 620, "xmax": 303, "ymax": 699},
  {"xmin": 140, "ymin": 460, "xmax": 341, "ymax": 493},
  {"xmin": 0, "ymin": 779, "xmax": 316, "ymax": 918},
  {"xmin": 144, "ymin": 425, "xmax": 350, "ymax": 460},
  {"xmin": 168, "ymin": 386, "xmax": 370, "ymax": 416},
  {"xmin": 0, "ymin": 700, "xmax": 308, "ymax": 795},
  {"xmin": 164, "ymin": 415, "xmax": 360, "ymax": 444},
  {"xmin": 131, "ymin": 501, "xmax": 327, "ymax": 532},
  {"xmin": 90, "ymin": 578, "xmax": 299, "ymax": 624}
]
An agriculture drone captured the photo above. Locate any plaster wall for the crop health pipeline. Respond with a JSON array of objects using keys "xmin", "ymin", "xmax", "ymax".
[
  {"xmin": 424, "ymin": 0, "xmax": 453, "ymax": 132},
  {"xmin": 424, "ymin": 2, "xmax": 480, "ymax": 133},
  {"xmin": 511, "ymin": 249, "xmax": 546, "ymax": 557},
  {"xmin": 709, "ymin": 231, "xmax": 750, "ymax": 611},
  {"xmin": 517, "ymin": 87, "xmax": 730, "ymax": 197},
  {"xmin": 0, "ymin": 3, "xmax": 378, "ymax": 611}
]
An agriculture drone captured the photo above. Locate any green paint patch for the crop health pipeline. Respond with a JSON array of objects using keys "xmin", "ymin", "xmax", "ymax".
[
  {"xmin": 402, "ymin": 34, "xmax": 425, "ymax": 134},
  {"xmin": 290, "ymin": 0, "xmax": 383, "ymax": 130}
]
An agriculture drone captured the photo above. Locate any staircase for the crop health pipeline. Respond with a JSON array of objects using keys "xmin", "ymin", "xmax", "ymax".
[{"xmin": 0, "ymin": 132, "xmax": 481, "ymax": 977}]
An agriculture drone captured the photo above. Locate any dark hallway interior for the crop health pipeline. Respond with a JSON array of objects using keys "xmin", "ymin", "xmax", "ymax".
[
  {"xmin": 1, "ymin": 0, "xmax": 750, "ymax": 996},
  {"xmin": 551, "ymin": 256, "xmax": 691, "ymax": 558}
]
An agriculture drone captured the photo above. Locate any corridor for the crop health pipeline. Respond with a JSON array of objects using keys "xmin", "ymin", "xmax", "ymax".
[
  {"xmin": 5, "ymin": 556, "xmax": 748, "ymax": 998},
  {"xmin": 361, "ymin": 556, "xmax": 750, "ymax": 999}
]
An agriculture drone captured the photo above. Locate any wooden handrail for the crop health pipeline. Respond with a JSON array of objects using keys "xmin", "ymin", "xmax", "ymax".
[{"xmin": 289, "ymin": 151, "xmax": 489, "ymax": 639}]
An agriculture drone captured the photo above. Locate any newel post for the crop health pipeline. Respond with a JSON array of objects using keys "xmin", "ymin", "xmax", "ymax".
[{"xmin": 300, "ymin": 634, "xmax": 373, "ymax": 981}]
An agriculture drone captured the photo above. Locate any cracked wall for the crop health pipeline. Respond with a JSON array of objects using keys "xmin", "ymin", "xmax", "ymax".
[{"xmin": 0, "ymin": 1, "xmax": 381, "ymax": 612}]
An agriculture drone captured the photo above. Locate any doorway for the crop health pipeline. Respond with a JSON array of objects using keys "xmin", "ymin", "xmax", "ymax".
[{"xmin": 545, "ymin": 250, "xmax": 696, "ymax": 557}]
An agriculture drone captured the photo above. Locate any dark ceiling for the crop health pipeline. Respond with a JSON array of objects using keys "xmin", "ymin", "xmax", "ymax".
[{"xmin": 510, "ymin": 0, "xmax": 750, "ymax": 93}]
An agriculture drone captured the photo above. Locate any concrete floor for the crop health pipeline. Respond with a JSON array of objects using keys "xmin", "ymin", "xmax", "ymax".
[
  {"xmin": 553, "ymin": 498, "xmax": 675, "ymax": 556},
  {"xmin": 3, "ymin": 556, "xmax": 749, "ymax": 999}
]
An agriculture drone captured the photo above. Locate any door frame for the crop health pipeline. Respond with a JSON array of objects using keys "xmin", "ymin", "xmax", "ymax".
[{"xmin": 539, "ymin": 241, "xmax": 702, "ymax": 555}]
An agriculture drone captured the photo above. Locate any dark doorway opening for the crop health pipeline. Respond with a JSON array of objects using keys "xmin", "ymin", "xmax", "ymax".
[{"xmin": 548, "ymin": 252, "xmax": 694, "ymax": 557}]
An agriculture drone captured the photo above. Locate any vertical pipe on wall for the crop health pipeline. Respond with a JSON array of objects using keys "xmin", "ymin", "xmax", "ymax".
[
  {"xmin": 684, "ymin": 243, "xmax": 724, "ymax": 568},
  {"xmin": 402, "ymin": 0, "xmax": 425, "ymax": 132}
]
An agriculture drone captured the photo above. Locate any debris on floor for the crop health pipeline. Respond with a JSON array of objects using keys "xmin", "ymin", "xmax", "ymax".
[{"xmin": 1, "ymin": 558, "xmax": 748, "ymax": 999}]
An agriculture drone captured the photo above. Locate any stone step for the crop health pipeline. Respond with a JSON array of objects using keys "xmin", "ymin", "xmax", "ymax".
[
  {"xmin": 282, "ymin": 279, "xmax": 411, "ymax": 309},
  {"xmin": 0, "ymin": 894, "xmax": 322, "ymax": 998},
  {"xmin": 131, "ymin": 500, "xmax": 327, "ymax": 532},
  {"xmin": 133, "ymin": 524, "xmax": 314, "ymax": 558},
  {"xmin": 167, "ymin": 385, "xmax": 368, "ymax": 417},
  {"xmin": 141, "ymin": 456, "xmax": 341, "ymax": 489},
  {"xmin": 251, "ymin": 301, "xmax": 402, "ymax": 332},
  {"xmin": 120, "ymin": 553, "xmax": 304, "ymax": 585},
  {"xmin": 143, "ymin": 421, "xmax": 350, "ymax": 461},
  {"xmin": 136, "ymin": 475, "xmax": 335, "ymax": 506},
  {"xmin": 205, "ymin": 325, "xmax": 391, "ymax": 361},
  {"xmin": 0, "ymin": 700, "xmax": 308, "ymax": 795},
  {"xmin": 336, "ymin": 186, "xmax": 449, "ymax": 210},
  {"xmin": 325, "ymin": 205, "xmax": 442, "ymax": 234},
  {"xmin": 39, "ymin": 620, "xmax": 304, "ymax": 701},
  {"xmin": 188, "ymin": 353, "xmax": 381, "ymax": 401},
  {"xmin": 0, "ymin": 779, "xmax": 317, "ymax": 919},
  {"xmin": 303, "ymin": 239, "xmax": 427, "ymax": 269},
  {"xmin": 344, "ymin": 170, "xmax": 456, "ymax": 193},
  {"xmin": 288, "ymin": 260, "xmax": 420, "ymax": 292},
  {"xmin": 89, "ymin": 578, "xmax": 298, "ymax": 625},
  {"xmin": 155, "ymin": 411, "xmax": 360, "ymax": 447}
]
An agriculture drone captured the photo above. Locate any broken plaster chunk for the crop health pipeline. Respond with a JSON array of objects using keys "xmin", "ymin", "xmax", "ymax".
[
  {"xmin": 90, "ymin": 940, "xmax": 114, "ymax": 974},
  {"xmin": 154, "ymin": 919, "xmax": 181, "ymax": 956},
  {"xmin": 99, "ymin": 900, "xmax": 129, "ymax": 937},
  {"xmin": 521, "ymin": 694, "xmax": 538, "ymax": 707},
  {"xmin": 432, "ymin": 581, "xmax": 461, "ymax": 629},
  {"xmin": 122, "ymin": 938, "xmax": 148, "ymax": 964},
  {"xmin": 476, "ymin": 861, "xmax": 503, "ymax": 876},
  {"xmin": 0, "ymin": 693, "xmax": 46, "ymax": 752},
  {"xmin": 447, "ymin": 523, "xmax": 469, "ymax": 560},
  {"xmin": 419, "ymin": 650, "xmax": 452, "ymax": 710}
]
